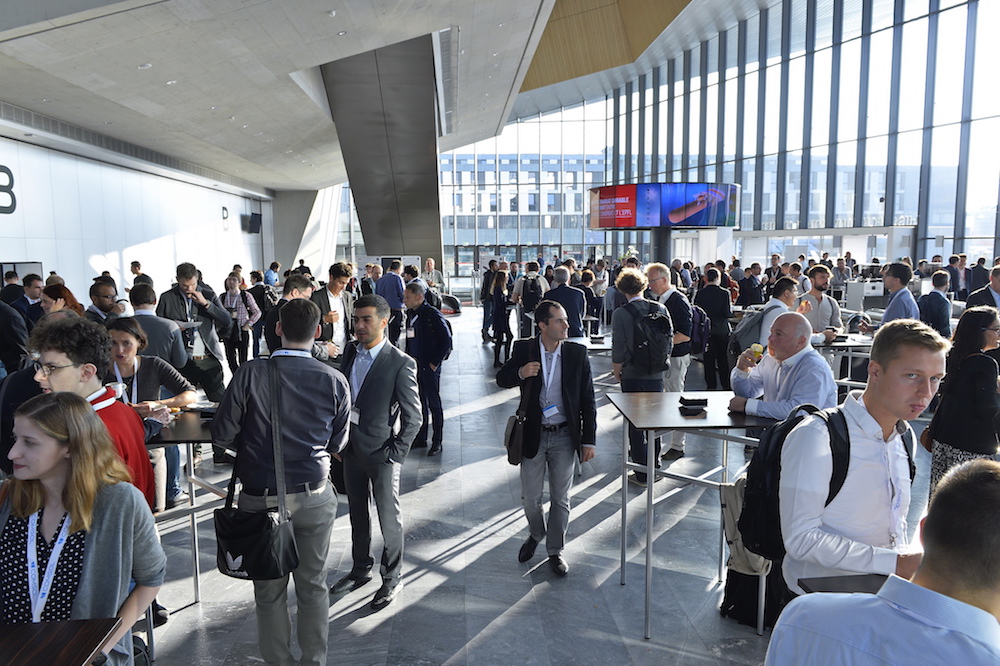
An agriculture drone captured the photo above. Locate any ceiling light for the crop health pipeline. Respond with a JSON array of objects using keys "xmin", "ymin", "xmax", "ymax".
[
  {"xmin": 328, "ymin": 10, "xmax": 336, "ymax": 17},
  {"xmin": 498, "ymin": 23, "xmax": 504, "ymax": 27},
  {"xmin": 137, "ymin": 63, "xmax": 152, "ymax": 70},
  {"xmin": 166, "ymin": 80, "xmax": 177, "ymax": 85},
  {"xmin": 229, "ymin": 116, "xmax": 236, "ymax": 121},
  {"xmin": 338, "ymin": 30, "xmax": 347, "ymax": 36},
  {"xmin": 492, "ymin": 53, "xmax": 498, "ymax": 57},
  {"xmin": 242, "ymin": 124, "xmax": 248, "ymax": 129},
  {"xmin": 103, "ymin": 121, "xmax": 112, "ymax": 125},
  {"xmin": 253, "ymin": 131, "xmax": 264, "ymax": 136},
  {"xmin": 210, "ymin": 106, "xmax": 218, "ymax": 110},
  {"xmin": 41, "ymin": 98, "xmax": 50, "ymax": 103}
]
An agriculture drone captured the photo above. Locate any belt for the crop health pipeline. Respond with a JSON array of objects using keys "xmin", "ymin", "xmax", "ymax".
[
  {"xmin": 241, "ymin": 479, "xmax": 327, "ymax": 496},
  {"xmin": 541, "ymin": 422, "xmax": 568, "ymax": 432},
  {"xmin": 192, "ymin": 355, "xmax": 208, "ymax": 361}
]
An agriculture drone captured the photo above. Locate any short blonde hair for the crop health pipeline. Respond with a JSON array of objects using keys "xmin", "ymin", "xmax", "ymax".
[{"xmin": 870, "ymin": 319, "xmax": 950, "ymax": 368}]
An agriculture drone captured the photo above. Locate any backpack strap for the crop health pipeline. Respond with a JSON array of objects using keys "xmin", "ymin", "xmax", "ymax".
[
  {"xmin": 814, "ymin": 408, "xmax": 852, "ymax": 506},
  {"xmin": 900, "ymin": 428, "xmax": 917, "ymax": 482}
]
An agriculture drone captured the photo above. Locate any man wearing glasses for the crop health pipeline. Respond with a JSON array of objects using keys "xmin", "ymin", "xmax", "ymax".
[
  {"xmin": 25, "ymin": 316, "xmax": 154, "ymax": 508},
  {"xmin": 85, "ymin": 280, "xmax": 126, "ymax": 326}
]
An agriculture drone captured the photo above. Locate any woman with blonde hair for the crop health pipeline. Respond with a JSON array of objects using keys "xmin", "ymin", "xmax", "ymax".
[{"xmin": 1, "ymin": 392, "xmax": 165, "ymax": 664}]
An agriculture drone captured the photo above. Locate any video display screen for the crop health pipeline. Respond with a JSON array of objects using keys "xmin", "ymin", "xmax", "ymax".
[{"xmin": 589, "ymin": 183, "xmax": 740, "ymax": 229}]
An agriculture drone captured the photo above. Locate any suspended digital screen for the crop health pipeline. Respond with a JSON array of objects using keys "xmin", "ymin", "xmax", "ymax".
[{"xmin": 589, "ymin": 183, "xmax": 741, "ymax": 229}]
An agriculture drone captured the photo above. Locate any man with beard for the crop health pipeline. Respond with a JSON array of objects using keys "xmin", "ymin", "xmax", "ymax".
[{"xmin": 800, "ymin": 264, "xmax": 841, "ymax": 343}]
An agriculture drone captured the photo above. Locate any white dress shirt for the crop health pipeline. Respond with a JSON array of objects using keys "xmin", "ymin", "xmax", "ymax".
[
  {"xmin": 326, "ymin": 287, "xmax": 347, "ymax": 351},
  {"xmin": 779, "ymin": 391, "xmax": 912, "ymax": 594},
  {"xmin": 731, "ymin": 345, "xmax": 837, "ymax": 419}
]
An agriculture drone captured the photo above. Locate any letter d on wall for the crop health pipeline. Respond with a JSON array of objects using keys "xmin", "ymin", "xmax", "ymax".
[{"xmin": 0, "ymin": 165, "xmax": 15, "ymax": 214}]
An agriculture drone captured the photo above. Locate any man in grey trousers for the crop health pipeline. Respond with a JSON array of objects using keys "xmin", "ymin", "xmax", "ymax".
[
  {"xmin": 331, "ymin": 294, "xmax": 422, "ymax": 611},
  {"xmin": 212, "ymin": 299, "xmax": 351, "ymax": 666}
]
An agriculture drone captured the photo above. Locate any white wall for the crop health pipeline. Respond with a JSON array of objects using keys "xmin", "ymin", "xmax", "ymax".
[{"xmin": 0, "ymin": 137, "xmax": 266, "ymax": 296}]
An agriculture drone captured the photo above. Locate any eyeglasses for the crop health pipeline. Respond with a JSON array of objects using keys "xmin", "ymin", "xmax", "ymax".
[
  {"xmin": 985, "ymin": 326, "xmax": 1000, "ymax": 332},
  {"xmin": 33, "ymin": 361, "xmax": 81, "ymax": 377},
  {"xmin": 94, "ymin": 293, "xmax": 117, "ymax": 300}
]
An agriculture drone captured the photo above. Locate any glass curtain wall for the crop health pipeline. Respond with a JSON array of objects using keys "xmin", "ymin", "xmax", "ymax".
[{"xmin": 609, "ymin": 0, "xmax": 1000, "ymax": 261}]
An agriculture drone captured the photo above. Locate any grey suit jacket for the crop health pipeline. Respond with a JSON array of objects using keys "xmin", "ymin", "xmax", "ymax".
[
  {"xmin": 134, "ymin": 311, "xmax": 188, "ymax": 368},
  {"xmin": 341, "ymin": 340, "xmax": 421, "ymax": 465},
  {"xmin": 311, "ymin": 287, "xmax": 355, "ymax": 342}
]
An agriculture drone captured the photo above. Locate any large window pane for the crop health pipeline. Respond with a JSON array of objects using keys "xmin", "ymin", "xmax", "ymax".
[
  {"xmin": 705, "ymin": 84, "xmax": 719, "ymax": 161},
  {"xmin": 898, "ymin": 19, "xmax": 928, "ymax": 133},
  {"xmin": 763, "ymin": 64, "xmax": 781, "ymax": 155},
  {"xmin": 965, "ymin": 118, "xmax": 1000, "ymax": 239},
  {"xmin": 812, "ymin": 48, "xmax": 833, "ymax": 146},
  {"xmin": 744, "ymin": 71, "xmax": 759, "ymax": 156},
  {"xmin": 894, "ymin": 130, "xmax": 922, "ymax": 226},
  {"xmin": 972, "ymin": 0, "xmax": 1000, "ymax": 120},
  {"xmin": 927, "ymin": 124, "xmax": 961, "ymax": 240},
  {"xmin": 934, "ymin": 7, "xmax": 967, "ymax": 127},
  {"xmin": 785, "ymin": 151, "xmax": 803, "ymax": 229},
  {"xmin": 815, "ymin": 0, "xmax": 835, "ymax": 50},
  {"xmin": 809, "ymin": 146, "xmax": 829, "ymax": 227},
  {"xmin": 866, "ymin": 29, "xmax": 893, "ymax": 138},
  {"xmin": 835, "ymin": 141, "xmax": 858, "ymax": 227},
  {"xmin": 786, "ymin": 57, "xmax": 806, "ymax": 152},
  {"xmin": 862, "ymin": 136, "xmax": 888, "ymax": 226},
  {"xmin": 838, "ymin": 39, "xmax": 861, "ymax": 142}
]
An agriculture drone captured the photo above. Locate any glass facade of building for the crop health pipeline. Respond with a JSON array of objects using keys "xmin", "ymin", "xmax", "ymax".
[{"xmin": 339, "ymin": 0, "xmax": 999, "ymax": 278}]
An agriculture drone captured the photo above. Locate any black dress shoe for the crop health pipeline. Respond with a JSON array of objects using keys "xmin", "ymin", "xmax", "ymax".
[
  {"xmin": 549, "ymin": 554, "xmax": 569, "ymax": 577},
  {"xmin": 428, "ymin": 443, "xmax": 442, "ymax": 456},
  {"xmin": 330, "ymin": 572, "xmax": 373, "ymax": 595},
  {"xmin": 370, "ymin": 582, "xmax": 402, "ymax": 612},
  {"xmin": 518, "ymin": 535, "xmax": 539, "ymax": 563},
  {"xmin": 152, "ymin": 599, "xmax": 170, "ymax": 626}
]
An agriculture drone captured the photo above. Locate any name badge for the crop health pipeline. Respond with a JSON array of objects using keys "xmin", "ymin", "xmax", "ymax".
[
  {"xmin": 350, "ymin": 408, "xmax": 360, "ymax": 425},
  {"xmin": 542, "ymin": 404, "xmax": 559, "ymax": 418},
  {"xmin": 406, "ymin": 327, "xmax": 415, "ymax": 339}
]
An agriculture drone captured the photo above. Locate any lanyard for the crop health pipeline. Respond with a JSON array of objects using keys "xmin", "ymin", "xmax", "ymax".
[
  {"xmin": 113, "ymin": 357, "xmax": 139, "ymax": 404},
  {"xmin": 27, "ymin": 511, "xmax": 71, "ymax": 623},
  {"xmin": 270, "ymin": 349, "xmax": 311, "ymax": 358}
]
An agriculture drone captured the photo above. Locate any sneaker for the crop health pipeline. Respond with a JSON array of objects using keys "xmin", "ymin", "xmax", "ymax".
[
  {"xmin": 165, "ymin": 491, "xmax": 189, "ymax": 510},
  {"xmin": 661, "ymin": 448, "xmax": 685, "ymax": 462}
]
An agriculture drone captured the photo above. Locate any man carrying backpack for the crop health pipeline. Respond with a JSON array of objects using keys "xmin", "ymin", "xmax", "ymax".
[
  {"xmin": 511, "ymin": 261, "xmax": 549, "ymax": 339},
  {"xmin": 778, "ymin": 319, "xmax": 948, "ymax": 594},
  {"xmin": 612, "ymin": 268, "xmax": 673, "ymax": 486},
  {"xmin": 647, "ymin": 262, "xmax": 693, "ymax": 461}
]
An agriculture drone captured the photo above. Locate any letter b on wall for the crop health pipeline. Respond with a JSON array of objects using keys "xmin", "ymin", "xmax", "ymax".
[{"xmin": 0, "ymin": 165, "xmax": 15, "ymax": 214}]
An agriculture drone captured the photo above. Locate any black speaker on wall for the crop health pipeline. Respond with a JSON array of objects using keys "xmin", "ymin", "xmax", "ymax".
[{"xmin": 247, "ymin": 213, "xmax": 262, "ymax": 234}]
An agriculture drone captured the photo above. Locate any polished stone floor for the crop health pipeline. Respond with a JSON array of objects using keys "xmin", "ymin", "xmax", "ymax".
[{"xmin": 148, "ymin": 307, "xmax": 932, "ymax": 665}]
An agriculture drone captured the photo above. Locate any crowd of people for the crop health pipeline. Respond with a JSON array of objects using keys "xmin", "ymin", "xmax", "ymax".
[{"xmin": 2, "ymin": 246, "xmax": 999, "ymax": 663}]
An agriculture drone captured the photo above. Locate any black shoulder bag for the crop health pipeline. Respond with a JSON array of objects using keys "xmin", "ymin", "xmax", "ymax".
[
  {"xmin": 214, "ymin": 361, "xmax": 300, "ymax": 579},
  {"xmin": 503, "ymin": 343, "xmax": 538, "ymax": 466}
]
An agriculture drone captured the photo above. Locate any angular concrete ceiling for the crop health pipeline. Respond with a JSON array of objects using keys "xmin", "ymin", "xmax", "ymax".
[{"xmin": 0, "ymin": 0, "xmax": 556, "ymax": 193}]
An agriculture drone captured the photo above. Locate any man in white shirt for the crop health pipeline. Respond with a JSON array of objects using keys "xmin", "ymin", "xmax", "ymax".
[
  {"xmin": 311, "ymin": 262, "xmax": 355, "ymax": 365},
  {"xmin": 729, "ymin": 312, "xmax": 837, "ymax": 420},
  {"xmin": 778, "ymin": 319, "xmax": 949, "ymax": 594},
  {"xmin": 788, "ymin": 262, "xmax": 811, "ymax": 295},
  {"xmin": 800, "ymin": 265, "xmax": 840, "ymax": 342},
  {"xmin": 766, "ymin": 458, "xmax": 1000, "ymax": 665}
]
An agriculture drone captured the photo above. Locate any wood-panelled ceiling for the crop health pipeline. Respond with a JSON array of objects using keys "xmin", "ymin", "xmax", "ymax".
[{"xmin": 522, "ymin": 0, "xmax": 691, "ymax": 91}]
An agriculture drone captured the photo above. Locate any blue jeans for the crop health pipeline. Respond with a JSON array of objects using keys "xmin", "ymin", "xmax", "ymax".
[
  {"xmin": 482, "ymin": 299, "xmax": 494, "ymax": 335},
  {"xmin": 622, "ymin": 377, "xmax": 663, "ymax": 481}
]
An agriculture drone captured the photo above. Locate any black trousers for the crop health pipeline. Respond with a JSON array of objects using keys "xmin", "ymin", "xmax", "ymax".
[
  {"xmin": 223, "ymin": 329, "xmax": 250, "ymax": 374},
  {"xmin": 180, "ymin": 355, "xmax": 227, "ymax": 455},
  {"xmin": 388, "ymin": 309, "xmax": 404, "ymax": 347},
  {"xmin": 622, "ymin": 378, "xmax": 663, "ymax": 481},
  {"xmin": 416, "ymin": 365, "xmax": 444, "ymax": 446},
  {"xmin": 703, "ymin": 333, "xmax": 732, "ymax": 390}
]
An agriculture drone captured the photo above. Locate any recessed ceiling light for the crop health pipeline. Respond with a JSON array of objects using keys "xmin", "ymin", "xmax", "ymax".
[
  {"xmin": 338, "ymin": 30, "xmax": 347, "ymax": 36},
  {"xmin": 229, "ymin": 116, "xmax": 236, "ymax": 121},
  {"xmin": 328, "ymin": 10, "xmax": 336, "ymax": 17},
  {"xmin": 138, "ymin": 63, "xmax": 152, "ymax": 70},
  {"xmin": 265, "ymin": 138, "xmax": 274, "ymax": 143},
  {"xmin": 498, "ymin": 23, "xmax": 504, "ymax": 27},
  {"xmin": 285, "ymin": 150, "xmax": 293, "ymax": 154},
  {"xmin": 493, "ymin": 53, "xmax": 498, "ymax": 57},
  {"xmin": 103, "ymin": 121, "xmax": 112, "ymax": 125},
  {"xmin": 166, "ymin": 80, "xmax": 177, "ymax": 85},
  {"xmin": 242, "ymin": 124, "xmax": 248, "ymax": 129},
  {"xmin": 210, "ymin": 106, "xmax": 218, "ymax": 110},
  {"xmin": 41, "ymin": 98, "xmax": 50, "ymax": 103}
]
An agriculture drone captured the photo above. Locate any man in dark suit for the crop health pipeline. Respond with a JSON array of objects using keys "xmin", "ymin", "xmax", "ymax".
[
  {"xmin": 945, "ymin": 255, "xmax": 966, "ymax": 300},
  {"xmin": 480, "ymin": 259, "xmax": 498, "ymax": 343},
  {"xmin": 11, "ymin": 273, "xmax": 43, "ymax": 328},
  {"xmin": 130, "ymin": 284, "xmax": 188, "ymax": 368},
  {"xmin": 403, "ymin": 282, "xmax": 452, "ymax": 457},
  {"xmin": 965, "ymin": 266, "xmax": 1000, "ymax": 309},
  {"xmin": 694, "ymin": 268, "xmax": 733, "ymax": 389},
  {"xmin": 0, "ymin": 270, "xmax": 22, "ymax": 304},
  {"xmin": 497, "ymin": 300, "xmax": 597, "ymax": 577},
  {"xmin": 264, "ymin": 274, "xmax": 336, "ymax": 361},
  {"xmin": 311, "ymin": 262, "xmax": 355, "ymax": 365},
  {"xmin": 331, "ymin": 294, "xmax": 421, "ymax": 612},
  {"xmin": 918, "ymin": 270, "xmax": 953, "ymax": 338},
  {"xmin": 544, "ymin": 266, "xmax": 588, "ymax": 338},
  {"xmin": 969, "ymin": 257, "xmax": 990, "ymax": 294}
]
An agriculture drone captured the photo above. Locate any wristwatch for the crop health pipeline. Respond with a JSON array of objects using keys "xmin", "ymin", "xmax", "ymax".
[{"xmin": 91, "ymin": 652, "xmax": 108, "ymax": 665}]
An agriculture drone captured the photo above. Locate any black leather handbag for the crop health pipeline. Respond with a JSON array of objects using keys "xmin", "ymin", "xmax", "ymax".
[
  {"xmin": 503, "ymin": 343, "xmax": 538, "ymax": 466},
  {"xmin": 215, "ymin": 362, "xmax": 299, "ymax": 580}
]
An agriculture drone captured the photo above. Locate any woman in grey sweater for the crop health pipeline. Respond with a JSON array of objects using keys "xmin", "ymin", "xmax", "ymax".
[{"xmin": 1, "ymin": 392, "xmax": 166, "ymax": 665}]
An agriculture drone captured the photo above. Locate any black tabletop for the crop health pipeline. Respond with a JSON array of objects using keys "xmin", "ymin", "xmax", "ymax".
[
  {"xmin": 152, "ymin": 410, "xmax": 215, "ymax": 446},
  {"xmin": 0, "ymin": 617, "xmax": 121, "ymax": 666},
  {"xmin": 607, "ymin": 391, "xmax": 775, "ymax": 430},
  {"xmin": 798, "ymin": 573, "xmax": 887, "ymax": 594}
]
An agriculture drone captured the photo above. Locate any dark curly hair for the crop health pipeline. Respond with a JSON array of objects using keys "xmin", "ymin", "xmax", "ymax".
[{"xmin": 28, "ymin": 317, "xmax": 112, "ymax": 373}]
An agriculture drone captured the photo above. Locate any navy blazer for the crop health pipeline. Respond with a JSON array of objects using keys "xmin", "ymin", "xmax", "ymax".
[
  {"xmin": 966, "ymin": 285, "xmax": 1000, "ymax": 310},
  {"xmin": 917, "ymin": 290, "xmax": 952, "ymax": 338},
  {"xmin": 405, "ymin": 303, "xmax": 452, "ymax": 368},
  {"xmin": 544, "ymin": 284, "xmax": 588, "ymax": 337},
  {"xmin": 496, "ymin": 339, "xmax": 597, "ymax": 459}
]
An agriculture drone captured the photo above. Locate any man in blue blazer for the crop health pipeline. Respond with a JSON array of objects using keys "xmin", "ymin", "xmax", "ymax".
[
  {"xmin": 332, "ymin": 294, "xmax": 421, "ymax": 612},
  {"xmin": 403, "ymin": 282, "xmax": 452, "ymax": 456},
  {"xmin": 497, "ymin": 300, "xmax": 597, "ymax": 576},
  {"xmin": 544, "ymin": 266, "xmax": 588, "ymax": 338}
]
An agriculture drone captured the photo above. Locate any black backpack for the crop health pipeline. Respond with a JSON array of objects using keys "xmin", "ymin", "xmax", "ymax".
[
  {"xmin": 738, "ymin": 404, "xmax": 916, "ymax": 561},
  {"xmin": 624, "ymin": 300, "xmax": 674, "ymax": 375},
  {"xmin": 689, "ymin": 304, "xmax": 712, "ymax": 355},
  {"xmin": 521, "ymin": 276, "xmax": 543, "ymax": 313}
]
